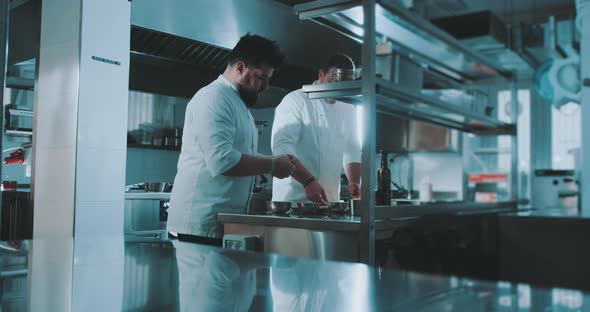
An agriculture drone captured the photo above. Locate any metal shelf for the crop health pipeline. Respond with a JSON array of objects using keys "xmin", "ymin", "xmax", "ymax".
[
  {"xmin": 127, "ymin": 142, "xmax": 181, "ymax": 151},
  {"xmin": 287, "ymin": 0, "xmax": 519, "ymax": 265},
  {"xmin": 6, "ymin": 77, "xmax": 34, "ymax": 90},
  {"xmin": 294, "ymin": 0, "xmax": 513, "ymax": 82},
  {"xmin": 302, "ymin": 79, "xmax": 516, "ymax": 135},
  {"xmin": 5, "ymin": 129, "xmax": 32, "ymax": 136},
  {"xmin": 375, "ymin": 200, "xmax": 520, "ymax": 220}
]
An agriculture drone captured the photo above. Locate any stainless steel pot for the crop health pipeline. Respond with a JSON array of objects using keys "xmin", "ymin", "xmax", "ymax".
[{"xmin": 266, "ymin": 201, "xmax": 291, "ymax": 214}]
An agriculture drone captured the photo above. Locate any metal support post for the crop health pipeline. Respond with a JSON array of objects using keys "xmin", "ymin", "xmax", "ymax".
[
  {"xmin": 579, "ymin": 0, "xmax": 590, "ymax": 215},
  {"xmin": 360, "ymin": 0, "xmax": 377, "ymax": 265},
  {"xmin": 510, "ymin": 81, "xmax": 519, "ymax": 202}
]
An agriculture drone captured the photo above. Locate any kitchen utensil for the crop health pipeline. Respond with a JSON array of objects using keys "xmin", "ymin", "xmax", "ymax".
[
  {"xmin": 266, "ymin": 201, "xmax": 291, "ymax": 214},
  {"xmin": 295, "ymin": 202, "xmax": 321, "ymax": 214},
  {"xmin": 144, "ymin": 182, "xmax": 161, "ymax": 192},
  {"xmin": 327, "ymin": 201, "xmax": 350, "ymax": 214}
]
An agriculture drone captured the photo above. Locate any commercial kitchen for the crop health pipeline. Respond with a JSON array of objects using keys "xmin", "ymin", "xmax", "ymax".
[{"xmin": 0, "ymin": 0, "xmax": 589, "ymax": 311}]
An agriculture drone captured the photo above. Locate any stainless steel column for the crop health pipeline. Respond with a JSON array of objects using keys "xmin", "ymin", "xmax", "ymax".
[
  {"xmin": 360, "ymin": 0, "xmax": 377, "ymax": 265},
  {"xmin": 579, "ymin": 0, "xmax": 590, "ymax": 215},
  {"xmin": 0, "ymin": 0, "xmax": 8, "ymax": 238},
  {"xmin": 29, "ymin": 0, "xmax": 130, "ymax": 310},
  {"xmin": 510, "ymin": 83, "xmax": 519, "ymax": 201}
]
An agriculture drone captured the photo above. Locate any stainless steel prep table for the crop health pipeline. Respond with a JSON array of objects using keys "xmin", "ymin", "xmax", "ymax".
[
  {"xmin": 219, "ymin": 202, "xmax": 520, "ymax": 262},
  {"xmin": 219, "ymin": 213, "xmax": 415, "ymax": 262}
]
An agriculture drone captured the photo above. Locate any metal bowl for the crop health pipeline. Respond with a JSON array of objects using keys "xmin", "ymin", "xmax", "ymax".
[
  {"xmin": 266, "ymin": 201, "xmax": 291, "ymax": 214},
  {"xmin": 327, "ymin": 202, "xmax": 350, "ymax": 214},
  {"xmin": 296, "ymin": 202, "xmax": 321, "ymax": 214}
]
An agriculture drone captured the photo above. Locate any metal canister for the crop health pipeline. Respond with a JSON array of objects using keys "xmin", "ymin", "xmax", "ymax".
[
  {"xmin": 350, "ymin": 199, "xmax": 361, "ymax": 217},
  {"xmin": 174, "ymin": 127, "xmax": 182, "ymax": 148}
]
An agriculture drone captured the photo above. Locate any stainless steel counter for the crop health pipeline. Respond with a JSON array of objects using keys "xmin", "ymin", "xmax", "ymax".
[
  {"xmin": 125, "ymin": 191, "xmax": 171, "ymax": 200},
  {"xmin": 5, "ymin": 237, "xmax": 590, "ymax": 311},
  {"xmin": 219, "ymin": 213, "xmax": 419, "ymax": 262},
  {"xmin": 219, "ymin": 202, "xmax": 524, "ymax": 263},
  {"xmin": 218, "ymin": 213, "xmax": 417, "ymax": 232}
]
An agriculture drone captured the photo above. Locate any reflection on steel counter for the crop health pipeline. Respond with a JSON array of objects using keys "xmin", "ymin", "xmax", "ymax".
[
  {"xmin": 130, "ymin": 240, "xmax": 590, "ymax": 311},
  {"xmin": 390, "ymin": 213, "xmax": 499, "ymax": 280},
  {"xmin": 0, "ymin": 240, "xmax": 28, "ymax": 311}
]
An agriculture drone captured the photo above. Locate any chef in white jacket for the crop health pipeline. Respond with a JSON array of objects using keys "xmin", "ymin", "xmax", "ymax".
[
  {"xmin": 272, "ymin": 53, "xmax": 361, "ymax": 203},
  {"xmin": 167, "ymin": 34, "xmax": 296, "ymax": 245}
]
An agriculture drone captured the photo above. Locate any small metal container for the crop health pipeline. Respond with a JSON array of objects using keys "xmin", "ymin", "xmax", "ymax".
[
  {"xmin": 331, "ymin": 68, "xmax": 355, "ymax": 82},
  {"xmin": 144, "ymin": 182, "xmax": 161, "ymax": 192},
  {"xmin": 327, "ymin": 202, "xmax": 350, "ymax": 214},
  {"xmin": 295, "ymin": 202, "xmax": 322, "ymax": 214},
  {"xmin": 266, "ymin": 201, "xmax": 291, "ymax": 214}
]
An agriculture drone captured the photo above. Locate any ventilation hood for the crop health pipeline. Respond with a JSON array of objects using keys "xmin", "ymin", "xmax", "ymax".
[
  {"xmin": 431, "ymin": 10, "xmax": 579, "ymax": 78},
  {"xmin": 431, "ymin": 11, "xmax": 533, "ymax": 76},
  {"xmin": 128, "ymin": 26, "xmax": 313, "ymax": 107},
  {"xmin": 129, "ymin": 0, "xmax": 362, "ymax": 106}
]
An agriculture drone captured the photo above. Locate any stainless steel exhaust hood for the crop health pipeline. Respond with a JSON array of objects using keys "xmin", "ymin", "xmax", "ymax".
[
  {"xmin": 128, "ymin": 0, "xmax": 362, "ymax": 104},
  {"xmin": 431, "ymin": 11, "xmax": 533, "ymax": 76},
  {"xmin": 129, "ymin": 25, "xmax": 313, "ymax": 106}
]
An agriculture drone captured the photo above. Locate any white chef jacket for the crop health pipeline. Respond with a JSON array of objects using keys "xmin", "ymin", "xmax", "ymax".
[
  {"xmin": 167, "ymin": 75, "xmax": 258, "ymax": 238},
  {"xmin": 271, "ymin": 88, "xmax": 361, "ymax": 203}
]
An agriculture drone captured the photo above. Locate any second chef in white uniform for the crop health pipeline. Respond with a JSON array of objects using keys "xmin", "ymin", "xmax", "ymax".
[{"xmin": 271, "ymin": 53, "xmax": 361, "ymax": 203}]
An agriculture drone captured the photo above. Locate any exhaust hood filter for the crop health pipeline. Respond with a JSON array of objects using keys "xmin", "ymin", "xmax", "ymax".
[{"xmin": 131, "ymin": 26, "xmax": 230, "ymax": 69}]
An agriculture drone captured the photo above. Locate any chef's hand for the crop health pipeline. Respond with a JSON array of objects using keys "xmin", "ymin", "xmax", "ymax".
[
  {"xmin": 272, "ymin": 155, "xmax": 296, "ymax": 179},
  {"xmin": 348, "ymin": 183, "xmax": 361, "ymax": 199},
  {"xmin": 305, "ymin": 181, "xmax": 328, "ymax": 204}
]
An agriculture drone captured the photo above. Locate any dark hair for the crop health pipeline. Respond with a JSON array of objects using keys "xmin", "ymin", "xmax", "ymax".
[
  {"xmin": 227, "ymin": 33, "xmax": 285, "ymax": 69},
  {"xmin": 320, "ymin": 53, "xmax": 355, "ymax": 72}
]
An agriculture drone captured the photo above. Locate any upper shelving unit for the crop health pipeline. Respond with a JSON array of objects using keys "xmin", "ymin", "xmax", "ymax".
[
  {"xmin": 294, "ymin": 0, "xmax": 513, "ymax": 83},
  {"xmin": 302, "ymin": 79, "xmax": 515, "ymax": 135},
  {"xmin": 294, "ymin": 0, "xmax": 516, "ymax": 135},
  {"xmin": 6, "ymin": 77, "xmax": 34, "ymax": 90}
]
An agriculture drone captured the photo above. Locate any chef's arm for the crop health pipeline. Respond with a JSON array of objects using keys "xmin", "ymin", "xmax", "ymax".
[
  {"xmin": 222, "ymin": 154, "xmax": 272, "ymax": 177},
  {"xmin": 289, "ymin": 158, "xmax": 314, "ymax": 185},
  {"xmin": 290, "ymin": 158, "xmax": 328, "ymax": 203},
  {"xmin": 345, "ymin": 162, "xmax": 361, "ymax": 199},
  {"xmin": 223, "ymin": 154, "xmax": 295, "ymax": 178},
  {"xmin": 344, "ymin": 163, "xmax": 361, "ymax": 185}
]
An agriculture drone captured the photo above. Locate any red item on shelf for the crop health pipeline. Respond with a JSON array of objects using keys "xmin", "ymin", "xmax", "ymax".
[
  {"xmin": 3, "ymin": 181, "xmax": 17, "ymax": 191},
  {"xmin": 4, "ymin": 148, "xmax": 24, "ymax": 165}
]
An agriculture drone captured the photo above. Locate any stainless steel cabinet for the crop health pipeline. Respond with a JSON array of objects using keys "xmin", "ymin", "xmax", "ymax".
[{"xmin": 124, "ymin": 193, "xmax": 170, "ymax": 241}]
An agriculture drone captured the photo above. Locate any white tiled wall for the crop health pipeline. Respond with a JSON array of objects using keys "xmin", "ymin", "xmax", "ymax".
[
  {"xmin": 32, "ymin": 0, "xmax": 81, "ymax": 239},
  {"xmin": 126, "ymin": 148, "xmax": 180, "ymax": 184}
]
